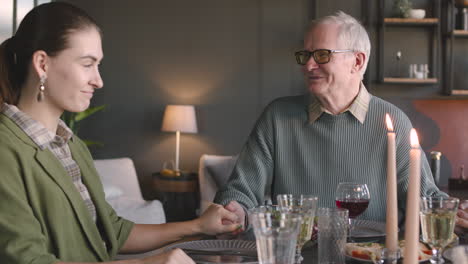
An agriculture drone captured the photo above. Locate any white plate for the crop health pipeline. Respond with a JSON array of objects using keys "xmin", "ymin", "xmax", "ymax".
[
  {"xmin": 166, "ymin": 240, "xmax": 258, "ymax": 264},
  {"xmin": 346, "ymin": 254, "xmax": 429, "ymax": 263},
  {"xmin": 345, "ymin": 242, "xmax": 431, "ymax": 263},
  {"xmin": 443, "ymin": 245, "xmax": 468, "ymax": 262},
  {"xmin": 350, "ymin": 220, "xmax": 387, "ymax": 238}
]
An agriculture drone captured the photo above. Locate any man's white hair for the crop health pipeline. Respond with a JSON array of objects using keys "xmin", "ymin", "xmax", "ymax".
[{"xmin": 308, "ymin": 11, "xmax": 371, "ymax": 79}]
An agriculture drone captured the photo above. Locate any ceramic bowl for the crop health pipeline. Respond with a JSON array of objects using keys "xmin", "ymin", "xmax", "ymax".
[
  {"xmin": 409, "ymin": 9, "xmax": 426, "ymax": 19},
  {"xmin": 455, "ymin": 0, "xmax": 468, "ymax": 8}
]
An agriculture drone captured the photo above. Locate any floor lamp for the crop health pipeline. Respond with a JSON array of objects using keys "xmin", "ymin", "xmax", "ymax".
[{"xmin": 161, "ymin": 105, "xmax": 198, "ymax": 173}]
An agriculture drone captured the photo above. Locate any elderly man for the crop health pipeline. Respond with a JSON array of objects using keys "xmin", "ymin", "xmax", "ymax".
[{"xmin": 215, "ymin": 11, "xmax": 453, "ymax": 229}]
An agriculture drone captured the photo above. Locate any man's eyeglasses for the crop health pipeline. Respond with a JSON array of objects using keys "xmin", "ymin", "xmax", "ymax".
[{"xmin": 294, "ymin": 49, "xmax": 354, "ymax": 65}]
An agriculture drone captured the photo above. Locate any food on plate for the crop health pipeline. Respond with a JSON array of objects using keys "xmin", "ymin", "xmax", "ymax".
[{"xmin": 345, "ymin": 241, "xmax": 432, "ymax": 262}]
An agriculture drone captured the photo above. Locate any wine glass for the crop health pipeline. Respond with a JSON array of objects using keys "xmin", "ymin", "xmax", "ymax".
[
  {"xmin": 277, "ymin": 194, "xmax": 318, "ymax": 264},
  {"xmin": 420, "ymin": 196, "xmax": 459, "ymax": 264},
  {"xmin": 335, "ymin": 182, "xmax": 370, "ymax": 237}
]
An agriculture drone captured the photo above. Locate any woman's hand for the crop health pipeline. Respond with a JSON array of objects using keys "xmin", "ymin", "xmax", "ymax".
[
  {"xmin": 194, "ymin": 203, "xmax": 239, "ymax": 235},
  {"xmin": 456, "ymin": 200, "xmax": 468, "ymax": 229},
  {"xmin": 142, "ymin": 248, "xmax": 195, "ymax": 264}
]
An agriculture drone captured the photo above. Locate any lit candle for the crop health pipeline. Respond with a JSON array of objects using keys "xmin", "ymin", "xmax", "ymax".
[
  {"xmin": 385, "ymin": 114, "xmax": 398, "ymax": 253},
  {"xmin": 403, "ymin": 129, "xmax": 421, "ymax": 264}
]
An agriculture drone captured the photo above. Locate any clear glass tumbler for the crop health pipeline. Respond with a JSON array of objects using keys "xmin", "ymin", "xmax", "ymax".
[
  {"xmin": 317, "ymin": 207, "xmax": 349, "ymax": 264},
  {"xmin": 249, "ymin": 205, "xmax": 303, "ymax": 264}
]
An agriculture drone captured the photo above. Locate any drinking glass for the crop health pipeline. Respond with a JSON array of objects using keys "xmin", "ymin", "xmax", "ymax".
[
  {"xmin": 277, "ymin": 194, "xmax": 318, "ymax": 264},
  {"xmin": 249, "ymin": 205, "xmax": 303, "ymax": 264},
  {"xmin": 317, "ymin": 208, "xmax": 349, "ymax": 264},
  {"xmin": 420, "ymin": 196, "xmax": 459, "ymax": 264},
  {"xmin": 335, "ymin": 182, "xmax": 370, "ymax": 236}
]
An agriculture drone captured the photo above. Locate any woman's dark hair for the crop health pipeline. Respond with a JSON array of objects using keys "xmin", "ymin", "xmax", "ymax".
[{"xmin": 0, "ymin": 2, "xmax": 101, "ymax": 106}]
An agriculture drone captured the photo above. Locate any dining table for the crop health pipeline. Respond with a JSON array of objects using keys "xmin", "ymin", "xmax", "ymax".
[{"xmin": 167, "ymin": 229, "xmax": 467, "ymax": 264}]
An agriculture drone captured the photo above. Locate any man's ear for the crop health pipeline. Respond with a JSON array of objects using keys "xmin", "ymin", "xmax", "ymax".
[
  {"xmin": 351, "ymin": 52, "xmax": 366, "ymax": 74},
  {"xmin": 31, "ymin": 50, "xmax": 49, "ymax": 80}
]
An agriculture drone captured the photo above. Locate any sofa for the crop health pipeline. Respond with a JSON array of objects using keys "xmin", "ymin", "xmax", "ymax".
[
  {"xmin": 94, "ymin": 158, "xmax": 167, "ymax": 260},
  {"xmin": 94, "ymin": 157, "xmax": 166, "ymax": 224}
]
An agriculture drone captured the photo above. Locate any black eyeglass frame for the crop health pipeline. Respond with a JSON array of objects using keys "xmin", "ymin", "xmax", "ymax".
[{"xmin": 294, "ymin": 49, "xmax": 355, "ymax": 65}]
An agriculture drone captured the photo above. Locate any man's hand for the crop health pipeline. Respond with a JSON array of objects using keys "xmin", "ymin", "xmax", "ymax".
[
  {"xmin": 217, "ymin": 201, "xmax": 246, "ymax": 238},
  {"xmin": 195, "ymin": 204, "xmax": 239, "ymax": 235},
  {"xmin": 224, "ymin": 201, "xmax": 246, "ymax": 228},
  {"xmin": 456, "ymin": 200, "xmax": 468, "ymax": 229}
]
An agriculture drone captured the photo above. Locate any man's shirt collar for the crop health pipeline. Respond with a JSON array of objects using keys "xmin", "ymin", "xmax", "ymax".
[{"xmin": 308, "ymin": 82, "xmax": 370, "ymax": 124}]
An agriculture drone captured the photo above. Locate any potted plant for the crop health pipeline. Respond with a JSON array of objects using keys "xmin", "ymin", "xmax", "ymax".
[
  {"xmin": 61, "ymin": 105, "xmax": 106, "ymax": 146},
  {"xmin": 393, "ymin": 0, "xmax": 412, "ymax": 18}
]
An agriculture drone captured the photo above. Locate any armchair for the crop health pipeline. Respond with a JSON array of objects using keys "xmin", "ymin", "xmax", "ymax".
[{"xmin": 198, "ymin": 154, "xmax": 238, "ymax": 214}]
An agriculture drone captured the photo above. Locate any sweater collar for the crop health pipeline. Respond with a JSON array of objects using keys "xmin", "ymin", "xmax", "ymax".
[{"xmin": 308, "ymin": 82, "xmax": 370, "ymax": 124}]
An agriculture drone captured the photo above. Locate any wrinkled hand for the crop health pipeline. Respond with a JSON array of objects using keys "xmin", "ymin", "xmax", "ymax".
[
  {"xmin": 195, "ymin": 203, "xmax": 239, "ymax": 235},
  {"xmin": 219, "ymin": 201, "xmax": 246, "ymax": 238},
  {"xmin": 456, "ymin": 200, "xmax": 468, "ymax": 229},
  {"xmin": 224, "ymin": 201, "xmax": 245, "ymax": 226},
  {"xmin": 142, "ymin": 248, "xmax": 195, "ymax": 264}
]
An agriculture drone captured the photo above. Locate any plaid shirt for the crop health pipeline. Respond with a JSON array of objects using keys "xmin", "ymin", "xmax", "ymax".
[{"xmin": 2, "ymin": 103, "xmax": 97, "ymax": 222}]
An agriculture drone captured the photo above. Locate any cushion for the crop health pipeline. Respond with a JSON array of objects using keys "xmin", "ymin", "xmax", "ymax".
[
  {"xmin": 94, "ymin": 158, "xmax": 142, "ymax": 200},
  {"xmin": 103, "ymin": 185, "xmax": 124, "ymax": 200},
  {"xmin": 107, "ymin": 196, "xmax": 165, "ymax": 225}
]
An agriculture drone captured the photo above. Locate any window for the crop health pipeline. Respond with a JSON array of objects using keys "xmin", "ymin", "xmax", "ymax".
[{"xmin": 0, "ymin": 0, "xmax": 51, "ymax": 43}]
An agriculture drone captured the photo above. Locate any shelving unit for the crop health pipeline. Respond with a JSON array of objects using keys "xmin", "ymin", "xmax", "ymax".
[
  {"xmin": 378, "ymin": 0, "xmax": 441, "ymax": 85},
  {"xmin": 384, "ymin": 18, "xmax": 439, "ymax": 24},
  {"xmin": 444, "ymin": 0, "xmax": 468, "ymax": 95},
  {"xmin": 383, "ymin": 77, "xmax": 438, "ymax": 84},
  {"xmin": 453, "ymin": 30, "xmax": 468, "ymax": 36}
]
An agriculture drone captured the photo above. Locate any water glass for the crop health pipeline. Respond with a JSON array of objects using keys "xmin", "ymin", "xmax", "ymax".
[
  {"xmin": 317, "ymin": 208, "xmax": 349, "ymax": 264},
  {"xmin": 277, "ymin": 194, "xmax": 318, "ymax": 263},
  {"xmin": 249, "ymin": 205, "xmax": 303, "ymax": 264}
]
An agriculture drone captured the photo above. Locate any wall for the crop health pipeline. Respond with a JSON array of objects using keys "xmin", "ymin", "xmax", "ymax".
[
  {"xmin": 64, "ymin": 0, "xmax": 311, "ymax": 198},
  {"xmin": 63, "ymin": 0, "xmax": 466, "ymax": 197}
]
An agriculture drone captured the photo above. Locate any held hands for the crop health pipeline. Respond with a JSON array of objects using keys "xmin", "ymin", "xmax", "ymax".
[
  {"xmin": 456, "ymin": 200, "xmax": 468, "ymax": 229},
  {"xmin": 224, "ymin": 201, "xmax": 246, "ymax": 234},
  {"xmin": 194, "ymin": 203, "xmax": 240, "ymax": 235},
  {"xmin": 219, "ymin": 201, "xmax": 246, "ymax": 238},
  {"xmin": 141, "ymin": 204, "xmax": 242, "ymax": 264}
]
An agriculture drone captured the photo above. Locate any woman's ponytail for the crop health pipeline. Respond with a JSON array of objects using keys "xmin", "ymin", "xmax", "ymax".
[{"xmin": 0, "ymin": 37, "xmax": 20, "ymax": 109}]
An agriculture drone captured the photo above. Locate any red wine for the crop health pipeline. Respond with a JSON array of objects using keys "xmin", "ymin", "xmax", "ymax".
[{"xmin": 335, "ymin": 199, "xmax": 370, "ymax": 218}]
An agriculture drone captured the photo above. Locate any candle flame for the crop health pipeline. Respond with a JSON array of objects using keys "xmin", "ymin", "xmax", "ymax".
[
  {"xmin": 410, "ymin": 129, "xmax": 419, "ymax": 148},
  {"xmin": 385, "ymin": 114, "xmax": 394, "ymax": 131}
]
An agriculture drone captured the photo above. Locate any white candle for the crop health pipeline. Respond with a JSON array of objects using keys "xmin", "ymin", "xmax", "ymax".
[
  {"xmin": 385, "ymin": 114, "xmax": 398, "ymax": 253},
  {"xmin": 403, "ymin": 129, "xmax": 421, "ymax": 264}
]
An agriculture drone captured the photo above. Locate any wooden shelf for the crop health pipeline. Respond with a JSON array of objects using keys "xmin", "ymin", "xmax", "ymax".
[
  {"xmin": 453, "ymin": 30, "xmax": 468, "ymax": 37},
  {"xmin": 384, "ymin": 18, "xmax": 439, "ymax": 25},
  {"xmin": 383, "ymin": 77, "xmax": 438, "ymax": 84},
  {"xmin": 451, "ymin": 89, "xmax": 468, "ymax": 95}
]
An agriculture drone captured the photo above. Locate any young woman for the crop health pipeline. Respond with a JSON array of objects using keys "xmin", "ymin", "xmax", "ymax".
[{"xmin": 0, "ymin": 3, "xmax": 239, "ymax": 264}]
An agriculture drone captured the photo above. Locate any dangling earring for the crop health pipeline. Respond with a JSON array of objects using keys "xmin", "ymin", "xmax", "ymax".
[{"xmin": 37, "ymin": 76, "xmax": 46, "ymax": 102}]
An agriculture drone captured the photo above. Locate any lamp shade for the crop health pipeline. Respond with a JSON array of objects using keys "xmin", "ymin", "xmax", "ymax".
[{"xmin": 161, "ymin": 105, "xmax": 198, "ymax": 133}]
